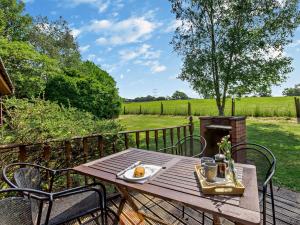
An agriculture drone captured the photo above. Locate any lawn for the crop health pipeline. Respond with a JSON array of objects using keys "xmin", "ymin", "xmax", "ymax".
[
  {"xmin": 122, "ymin": 96, "xmax": 297, "ymax": 117},
  {"xmin": 118, "ymin": 115, "xmax": 300, "ymax": 191}
]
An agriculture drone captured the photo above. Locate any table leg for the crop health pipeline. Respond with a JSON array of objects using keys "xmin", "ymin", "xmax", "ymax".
[
  {"xmin": 115, "ymin": 185, "xmax": 172, "ymax": 225},
  {"xmin": 213, "ymin": 216, "xmax": 222, "ymax": 225},
  {"xmin": 116, "ymin": 185, "xmax": 145, "ymax": 222}
]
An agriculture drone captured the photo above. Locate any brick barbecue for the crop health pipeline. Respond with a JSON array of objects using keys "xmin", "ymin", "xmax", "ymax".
[{"xmin": 199, "ymin": 116, "xmax": 246, "ymax": 161}]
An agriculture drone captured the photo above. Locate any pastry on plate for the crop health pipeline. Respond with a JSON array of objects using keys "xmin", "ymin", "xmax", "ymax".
[{"xmin": 133, "ymin": 166, "xmax": 145, "ymax": 178}]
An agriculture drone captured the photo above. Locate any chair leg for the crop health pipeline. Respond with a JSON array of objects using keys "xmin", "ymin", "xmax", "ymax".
[
  {"xmin": 270, "ymin": 180, "xmax": 276, "ymax": 225},
  {"xmin": 263, "ymin": 186, "xmax": 267, "ymax": 225},
  {"xmin": 182, "ymin": 205, "xmax": 185, "ymax": 218},
  {"xmin": 202, "ymin": 212, "xmax": 205, "ymax": 225}
]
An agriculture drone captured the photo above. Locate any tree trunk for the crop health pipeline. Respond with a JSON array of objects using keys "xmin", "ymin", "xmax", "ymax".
[{"xmin": 217, "ymin": 103, "xmax": 225, "ymax": 116}]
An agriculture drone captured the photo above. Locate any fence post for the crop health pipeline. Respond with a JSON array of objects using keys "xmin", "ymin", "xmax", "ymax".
[
  {"xmin": 123, "ymin": 106, "xmax": 126, "ymax": 115},
  {"xmin": 231, "ymin": 98, "xmax": 235, "ymax": 116},
  {"xmin": 188, "ymin": 102, "xmax": 192, "ymax": 116},
  {"xmin": 295, "ymin": 97, "xmax": 300, "ymax": 123},
  {"xmin": 160, "ymin": 102, "xmax": 164, "ymax": 115},
  {"xmin": 139, "ymin": 105, "xmax": 142, "ymax": 114}
]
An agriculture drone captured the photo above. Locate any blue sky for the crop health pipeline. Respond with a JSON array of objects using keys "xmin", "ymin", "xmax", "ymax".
[{"xmin": 23, "ymin": 0, "xmax": 300, "ymax": 99}]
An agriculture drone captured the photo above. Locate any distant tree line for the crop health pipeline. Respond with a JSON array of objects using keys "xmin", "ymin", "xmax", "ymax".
[
  {"xmin": 125, "ymin": 90, "xmax": 190, "ymax": 102},
  {"xmin": 283, "ymin": 84, "xmax": 300, "ymax": 96}
]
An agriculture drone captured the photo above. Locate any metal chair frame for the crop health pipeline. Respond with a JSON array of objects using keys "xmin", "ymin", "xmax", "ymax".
[
  {"xmin": 231, "ymin": 143, "xmax": 276, "ymax": 225},
  {"xmin": 2, "ymin": 163, "xmax": 112, "ymax": 225},
  {"xmin": 160, "ymin": 135, "xmax": 207, "ymax": 158}
]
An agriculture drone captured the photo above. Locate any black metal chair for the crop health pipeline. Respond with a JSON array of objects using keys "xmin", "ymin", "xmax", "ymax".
[
  {"xmin": 160, "ymin": 135, "xmax": 207, "ymax": 158},
  {"xmin": 231, "ymin": 143, "xmax": 276, "ymax": 225},
  {"xmin": 0, "ymin": 188, "xmax": 51, "ymax": 225},
  {"xmin": 2, "ymin": 163, "xmax": 119, "ymax": 225}
]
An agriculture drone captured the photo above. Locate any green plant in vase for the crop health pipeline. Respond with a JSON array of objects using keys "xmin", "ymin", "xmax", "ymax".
[{"xmin": 217, "ymin": 135, "xmax": 237, "ymax": 184}]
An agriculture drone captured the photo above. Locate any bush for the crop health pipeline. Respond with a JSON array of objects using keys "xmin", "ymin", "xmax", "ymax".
[
  {"xmin": 45, "ymin": 61, "xmax": 121, "ymax": 119},
  {"xmin": 0, "ymin": 97, "xmax": 122, "ymax": 144}
]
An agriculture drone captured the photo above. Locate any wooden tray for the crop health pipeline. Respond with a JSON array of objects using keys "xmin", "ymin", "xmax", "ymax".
[{"xmin": 195, "ymin": 165, "xmax": 245, "ymax": 195}]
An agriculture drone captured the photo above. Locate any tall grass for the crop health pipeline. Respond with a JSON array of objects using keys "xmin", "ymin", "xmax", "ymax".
[{"xmin": 122, "ymin": 96, "xmax": 296, "ymax": 117}]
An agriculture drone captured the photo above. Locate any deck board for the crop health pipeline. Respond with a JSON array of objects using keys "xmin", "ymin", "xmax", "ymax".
[{"xmin": 107, "ymin": 187, "xmax": 300, "ymax": 225}]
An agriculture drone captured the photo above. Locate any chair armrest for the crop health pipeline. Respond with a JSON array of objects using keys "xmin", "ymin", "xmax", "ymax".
[{"xmin": 263, "ymin": 167, "xmax": 275, "ymax": 189}]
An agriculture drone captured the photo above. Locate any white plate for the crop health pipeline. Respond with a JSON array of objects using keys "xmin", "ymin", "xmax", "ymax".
[{"xmin": 123, "ymin": 166, "xmax": 154, "ymax": 181}]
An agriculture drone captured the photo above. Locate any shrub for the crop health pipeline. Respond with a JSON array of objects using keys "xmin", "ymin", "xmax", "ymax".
[{"xmin": 0, "ymin": 97, "xmax": 122, "ymax": 145}]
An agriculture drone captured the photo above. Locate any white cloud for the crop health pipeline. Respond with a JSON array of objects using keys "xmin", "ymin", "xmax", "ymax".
[
  {"xmin": 152, "ymin": 64, "xmax": 167, "ymax": 73},
  {"xmin": 79, "ymin": 45, "xmax": 90, "ymax": 53},
  {"xmin": 21, "ymin": 0, "xmax": 34, "ymax": 3},
  {"xmin": 165, "ymin": 20, "xmax": 182, "ymax": 33},
  {"xmin": 89, "ymin": 17, "xmax": 158, "ymax": 46},
  {"xmin": 119, "ymin": 44, "xmax": 160, "ymax": 61},
  {"xmin": 64, "ymin": 0, "xmax": 111, "ymax": 13},
  {"xmin": 87, "ymin": 54, "xmax": 96, "ymax": 61},
  {"xmin": 88, "ymin": 20, "xmax": 112, "ymax": 31},
  {"xmin": 71, "ymin": 28, "xmax": 81, "ymax": 38},
  {"xmin": 118, "ymin": 44, "xmax": 165, "ymax": 73},
  {"xmin": 120, "ymin": 74, "xmax": 124, "ymax": 79}
]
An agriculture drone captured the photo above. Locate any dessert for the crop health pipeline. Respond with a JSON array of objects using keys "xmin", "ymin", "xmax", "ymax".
[{"xmin": 133, "ymin": 166, "xmax": 145, "ymax": 178}]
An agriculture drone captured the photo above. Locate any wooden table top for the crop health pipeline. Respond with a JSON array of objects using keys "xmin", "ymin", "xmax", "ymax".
[{"xmin": 74, "ymin": 148, "xmax": 260, "ymax": 225}]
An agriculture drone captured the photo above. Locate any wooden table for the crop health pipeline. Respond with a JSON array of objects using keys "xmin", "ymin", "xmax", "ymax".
[{"xmin": 74, "ymin": 148, "xmax": 260, "ymax": 225}]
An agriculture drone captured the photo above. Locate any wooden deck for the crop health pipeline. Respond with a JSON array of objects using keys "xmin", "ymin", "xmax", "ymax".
[{"xmin": 107, "ymin": 187, "xmax": 300, "ymax": 225}]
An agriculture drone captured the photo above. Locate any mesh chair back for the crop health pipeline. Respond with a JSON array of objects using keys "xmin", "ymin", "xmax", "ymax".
[
  {"xmin": 231, "ymin": 143, "xmax": 276, "ymax": 188},
  {"xmin": 14, "ymin": 167, "xmax": 42, "ymax": 224},
  {"xmin": 14, "ymin": 167, "xmax": 41, "ymax": 190},
  {"xmin": 177, "ymin": 135, "xmax": 207, "ymax": 157},
  {"xmin": 0, "ymin": 196, "xmax": 33, "ymax": 225}
]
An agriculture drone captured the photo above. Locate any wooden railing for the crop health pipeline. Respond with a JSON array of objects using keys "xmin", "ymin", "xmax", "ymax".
[{"xmin": 0, "ymin": 117, "xmax": 194, "ymax": 187}]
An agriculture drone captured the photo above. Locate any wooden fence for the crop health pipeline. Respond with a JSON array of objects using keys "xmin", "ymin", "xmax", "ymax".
[{"xmin": 0, "ymin": 117, "xmax": 194, "ymax": 187}]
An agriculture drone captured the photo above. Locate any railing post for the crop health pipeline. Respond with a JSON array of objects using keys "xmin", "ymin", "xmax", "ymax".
[
  {"xmin": 145, "ymin": 131, "xmax": 150, "ymax": 150},
  {"xmin": 124, "ymin": 133, "xmax": 129, "ymax": 149},
  {"xmin": 135, "ymin": 132, "xmax": 140, "ymax": 148},
  {"xmin": 98, "ymin": 135, "xmax": 104, "ymax": 157},
  {"xmin": 189, "ymin": 116, "xmax": 194, "ymax": 136},
  {"xmin": 139, "ymin": 105, "xmax": 142, "ymax": 114},
  {"xmin": 170, "ymin": 128, "xmax": 174, "ymax": 154},
  {"xmin": 232, "ymin": 98, "xmax": 235, "ymax": 116},
  {"xmin": 65, "ymin": 140, "xmax": 72, "ymax": 188},
  {"xmin": 295, "ymin": 97, "xmax": 300, "ymax": 123},
  {"xmin": 188, "ymin": 102, "xmax": 192, "ymax": 116},
  {"xmin": 123, "ymin": 106, "xmax": 126, "ymax": 115},
  {"xmin": 19, "ymin": 145, "xmax": 27, "ymax": 163},
  {"xmin": 83, "ymin": 138, "xmax": 88, "ymax": 163},
  {"xmin": 162, "ymin": 129, "xmax": 167, "ymax": 151},
  {"xmin": 154, "ymin": 130, "xmax": 158, "ymax": 151},
  {"xmin": 43, "ymin": 144, "xmax": 51, "ymax": 191},
  {"xmin": 160, "ymin": 102, "xmax": 164, "ymax": 115}
]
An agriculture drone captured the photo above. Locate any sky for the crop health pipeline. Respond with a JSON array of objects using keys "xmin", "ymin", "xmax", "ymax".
[{"xmin": 23, "ymin": 0, "xmax": 300, "ymax": 99}]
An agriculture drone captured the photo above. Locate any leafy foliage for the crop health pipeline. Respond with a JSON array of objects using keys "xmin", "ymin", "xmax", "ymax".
[
  {"xmin": 169, "ymin": 0, "xmax": 300, "ymax": 115},
  {"xmin": 0, "ymin": 38, "xmax": 61, "ymax": 98},
  {"xmin": 29, "ymin": 16, "xmax": 81, "ymax": 68},
  {"xmin": 45, "ymin": 61, "xmax": 121, "ymax": 119},
  {"xmin": 0, "ymin": 0, "xmax": 121, "ymax": 119},
  {"xmin": 0, "ymin": 97, "xmax": 122, "ymax": 144},
  {"xmin": 0, "ymin": 0, "xmax": 32, "ymax": 41}
]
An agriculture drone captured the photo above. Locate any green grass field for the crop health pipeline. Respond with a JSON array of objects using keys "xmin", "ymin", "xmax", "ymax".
[
  {"xmin": 123, "ymin": 96, "xmax": 297, "ymax": 117},
  {"xmin": 118, "ymin": 115, "xmax": 300, "ymax": 191}
]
